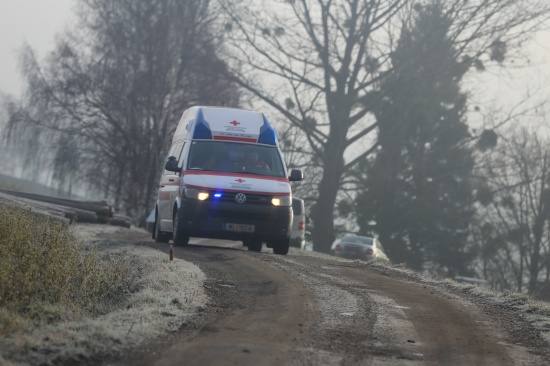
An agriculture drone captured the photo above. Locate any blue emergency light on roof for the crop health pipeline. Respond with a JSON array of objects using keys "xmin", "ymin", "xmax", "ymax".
[
  {"xmin": 258, "ymin": 115, "xmax": 277, "ymax": 146},
  {"xmin": 193, "ymin": 108, "xmax": 213, "ymax": 139}
]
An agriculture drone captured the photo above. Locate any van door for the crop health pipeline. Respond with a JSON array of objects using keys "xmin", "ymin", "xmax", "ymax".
[{"xmin": 158, "ymin": 141, "xmax": 185, "ymax": 231}]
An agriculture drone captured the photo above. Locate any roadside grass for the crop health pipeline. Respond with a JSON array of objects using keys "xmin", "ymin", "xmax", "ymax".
[
  {"xmin": 1, "ymin": 219, "xmax": 207, "ymax": 365},
  {"xmin": 0, "ymin": 204, "xmax": 132, "ymax": 336},
  {"xmin": 0, "ymin": 182, "xmax": 21, "ymax": 191}
]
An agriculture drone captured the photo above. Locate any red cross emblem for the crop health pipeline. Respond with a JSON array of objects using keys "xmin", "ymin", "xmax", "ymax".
[
  {"xmin": 229, "ymin": 120, "xmax": 240, "ymax": 126},
  {"xmin": 235, "ymin": 179, "xmax": 245, "ymax": 183}
]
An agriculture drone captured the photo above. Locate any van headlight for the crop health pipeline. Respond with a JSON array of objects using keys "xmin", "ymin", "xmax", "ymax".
[
  {"xmin": 184, "ymin": 188, "xmax": 209, "ymax": 201},
  {"xmin": 271, "ymin": 196, "xmax": 291, "ymax": 206}
]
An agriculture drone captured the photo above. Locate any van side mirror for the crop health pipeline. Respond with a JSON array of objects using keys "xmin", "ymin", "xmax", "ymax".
[
  {"xmin": 164, "ymin": 156, "xmax": 182, "ymax": 173},
  {"xmin": 289, "ymin": 169, "xmax": 303, "ymax": 182}
]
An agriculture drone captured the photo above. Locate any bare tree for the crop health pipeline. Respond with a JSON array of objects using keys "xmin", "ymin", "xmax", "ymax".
[
  {"xmin": 6, "ymin": 0, "xmax": 239, "ymax": 222},
  {"xmin": 474, "ymin": 126, "xmax": 550, "ymax": 293},
  {"xmin": 220, "ymin": 0, "xmax": 550, "ymax": 252}
]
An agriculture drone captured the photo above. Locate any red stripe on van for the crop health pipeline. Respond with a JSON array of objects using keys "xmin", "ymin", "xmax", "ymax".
[
  {"xmin": 185, "ymin": 184, "xmax": 290, "ymax": 196},
  {"xmin": 183, "ymin": 170, "xmax": 290, "ymax": 183},
  {"xmin": 212, "ymin": 136, "xmax": 258, "ymax": 143}
]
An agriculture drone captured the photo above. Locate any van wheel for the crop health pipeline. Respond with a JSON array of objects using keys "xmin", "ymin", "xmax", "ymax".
[
  {"xmin": 154, "ymin": 213, "xmax": 170, "ymax": 243},
  {"xmin": 247, "ymin": 240, "xmax": 262, "ymax": 252},
  {"xmin": 272, "ymin": 239, "xmax": 289, "ymax": 255},
  {"xmin": 173, "ymin": 210, "xmax": 189, "ymax": 247}
]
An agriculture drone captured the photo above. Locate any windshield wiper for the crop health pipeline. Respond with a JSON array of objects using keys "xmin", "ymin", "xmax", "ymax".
[
  {"xmin": 188, "ymin": 167, "xmax": 215, "ymax": 171},
  {"xmin": 239, "ymin": 171, "xmax": 265, "ymax": 176}
]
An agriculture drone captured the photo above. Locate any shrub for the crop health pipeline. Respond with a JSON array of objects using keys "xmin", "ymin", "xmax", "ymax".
[{"xmin": 0, "ymin": 204, "xmax": 131, "ymax": 334}]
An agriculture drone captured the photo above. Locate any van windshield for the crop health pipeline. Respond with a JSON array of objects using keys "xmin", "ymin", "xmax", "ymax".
[{"xmin": 187, "ymin": 141, "xmax": 287, "ymax": 178}]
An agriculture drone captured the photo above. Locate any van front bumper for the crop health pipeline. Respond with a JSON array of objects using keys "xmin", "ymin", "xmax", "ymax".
[{"xmin": 178, "ymin": 198, "xmax": 292, "ymax": 242}]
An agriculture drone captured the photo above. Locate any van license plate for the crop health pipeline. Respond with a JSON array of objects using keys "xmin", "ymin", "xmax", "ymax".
[{"xmin": 224, "ymin": 223, "xmax": 255, "ymax": 233}]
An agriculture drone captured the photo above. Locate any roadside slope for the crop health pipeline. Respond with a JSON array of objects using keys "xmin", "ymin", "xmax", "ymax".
[{"xmin": 0, "ymin": 224, "xmax": 207, "ymax": 366}]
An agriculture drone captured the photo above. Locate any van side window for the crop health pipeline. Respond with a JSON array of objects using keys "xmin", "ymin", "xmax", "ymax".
[{"xmin": 163, "ymin": 142, "xmax": 184, "ymax": 175}]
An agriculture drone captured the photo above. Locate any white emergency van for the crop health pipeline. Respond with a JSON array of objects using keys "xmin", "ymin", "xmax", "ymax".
[{"xmin": 153, "ymin": 106, "xmax": 303, "ymax": 255}]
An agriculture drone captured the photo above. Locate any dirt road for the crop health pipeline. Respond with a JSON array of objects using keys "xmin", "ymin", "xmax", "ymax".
[{"xmin": 109, "ymin": 239, "xmax": 549, "ymax": 366}]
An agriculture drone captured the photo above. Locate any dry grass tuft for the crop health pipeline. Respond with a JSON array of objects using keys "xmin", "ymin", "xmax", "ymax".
[{"xmin": 0, "ymin": 204, "xmax": 132, "ymax": 335}]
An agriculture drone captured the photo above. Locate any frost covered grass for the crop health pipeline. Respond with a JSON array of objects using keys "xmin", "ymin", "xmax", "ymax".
[
  {"xmin": 0, "ymin": 205, "xmax": 131, "ymax": 334},
  {"xmin": 0, "ymin": 215, "xmax": 206, "ymax": 365}
]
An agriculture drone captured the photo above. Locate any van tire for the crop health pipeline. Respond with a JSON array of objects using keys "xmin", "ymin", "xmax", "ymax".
[
  {"xmin": 154, "ymin": 212, "xmax": 170, "ymax": 243},
  {"xmin": 272, "ymin": 239, "xmax": 290, "ymax": 255},
  {"xmin": 173, "ymin": 210, "xmax": 189, "ymax": 247},
  {"xmin": 247, "ymin": 240, "xmax": 262, "ymax": 252}
]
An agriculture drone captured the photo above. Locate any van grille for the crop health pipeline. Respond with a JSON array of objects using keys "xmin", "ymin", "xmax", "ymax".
[{"xmin": 214, "ymin": 192, "xmax": 271, "ymax": 205}]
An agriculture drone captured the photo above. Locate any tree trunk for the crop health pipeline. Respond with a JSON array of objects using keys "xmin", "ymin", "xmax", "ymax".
[
  {"xmin": 312, "ymin": 165, "xmax": 342, "ymax": 253},
  {"xmin": 528, "ymin": 212, "xmax": 546, "ymax": 293},
  {"xmin": 311, "ymin": 124, "xmax": 346, "ymax": 253}
]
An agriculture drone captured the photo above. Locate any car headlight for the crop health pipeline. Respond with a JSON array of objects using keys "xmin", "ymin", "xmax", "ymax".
[
  {"xmin": 271, "ymin": 195, "xmax": 291, "ymax": 206},
  {"xmin": 184, "ymin": 188, "xmax": 209, "ymax": 200}
]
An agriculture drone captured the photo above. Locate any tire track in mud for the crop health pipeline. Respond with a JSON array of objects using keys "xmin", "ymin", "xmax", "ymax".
[
  {"xmin": 263, "ymin": 255, "xmax": 544, "ymax": 365},
  {"xmin": 114, "ymin": 241, "xmax": 547, "ymax": 366},
  {"xmin": 263, "ymin": 255, "xmax": 422, "ymax": 365},
  {"xmin": 115, "ymin": 245, "xmax": 317, "ymax": 366}
]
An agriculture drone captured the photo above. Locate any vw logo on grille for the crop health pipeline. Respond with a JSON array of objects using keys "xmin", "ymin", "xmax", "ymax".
[{"xmin": 235, "ymin": 193, "xmax": 247, "ymax": 204}]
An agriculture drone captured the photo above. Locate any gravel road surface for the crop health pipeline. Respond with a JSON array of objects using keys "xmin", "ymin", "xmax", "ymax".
[{"xmin": 110, "ymin": 238, "xmax": 550, "ymax": 366}]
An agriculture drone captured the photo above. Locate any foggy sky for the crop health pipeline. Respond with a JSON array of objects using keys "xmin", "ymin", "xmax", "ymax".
[
  {"xmin": 0, "ymin": 0, "xmax": 548, "ymax": 110},
  {"xmin": 0, "ymin": 0, "xmax": 75, "ymax": 97}
]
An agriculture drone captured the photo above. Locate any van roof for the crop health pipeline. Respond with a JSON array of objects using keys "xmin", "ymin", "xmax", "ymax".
[{"xmin": 174, "ymin": 106, "xmax": 278, "ymax": 146}]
